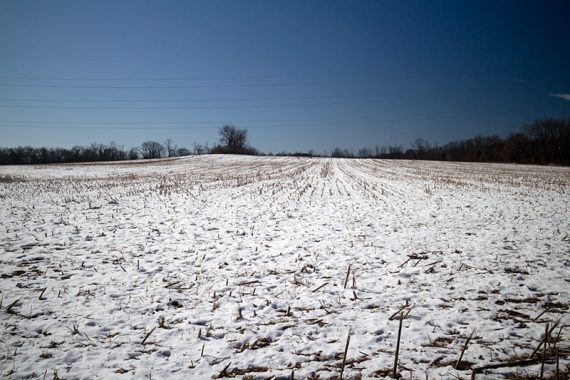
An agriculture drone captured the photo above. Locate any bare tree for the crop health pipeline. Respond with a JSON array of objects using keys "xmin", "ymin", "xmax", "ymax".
[
  {"xmin": 176, "ymin": 147, "xmax": 191, "ymax": 157},
  {"xmin": 218, "ymin": 125, "xmax": 248, "ymax": 149},
  {"xmin": 387, "ymin": 145, "xmax": 404, "ymax": 158},
  {"xmin": 412, "ymin": 138, "xmax": 431, "ymax": 159},
  {"xmin": 141, "ymin": 141, "xmax": 165, "ymax": 159},
  {"xmin": 128, "ymin": 147, "xmax": 140, "ymax": 160},
  {"xmin": 212, "ymin": 125, "xmax": 257, "ymax": 154},
  {"xmin": 331, "ymin": 147, "xmax": 354, "ymax": 158},
  {"xmin": 192, "ymin": 142, "xmax": 205, "ymax": 155},
  {"xmin": 358, "ymin": 147, "xmax": 373, "ymax": 158},
  {"xmin": 524, "ymin": 119, "xmax": 570, "ymax": 164},
  {"xmin": 164, "ymin": 138, "xmax": 176, "ymax": 158}
]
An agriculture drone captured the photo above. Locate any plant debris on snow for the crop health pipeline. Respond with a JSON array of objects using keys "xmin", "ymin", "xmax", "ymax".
[{"xmin": 0, "ymin": 156, "xmax": 569, "ymax": 379}]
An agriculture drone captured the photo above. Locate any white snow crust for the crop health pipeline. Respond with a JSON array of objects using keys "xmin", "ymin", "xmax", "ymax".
[{"xmin": 1, "ymin": 156, "xmax": 569, "ymax": 379}]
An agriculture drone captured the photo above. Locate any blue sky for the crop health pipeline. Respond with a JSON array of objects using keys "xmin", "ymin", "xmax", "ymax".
[{"xmin": 1, "ymin": 0, "xmax": 569, "ymax": 153}]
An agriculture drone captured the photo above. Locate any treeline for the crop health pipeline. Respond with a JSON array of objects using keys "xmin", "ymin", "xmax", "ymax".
[
  {"xmin": 0, "ymin": 125, "xmax": 256, "ymax": 165},
  {"xmin": 1, "ymin": 119, "xmax": 569, "ymax": 165},
  {"xmin": 324, "ymin": 118, "xmax": 569, "ymax": 165},
  {"xmin": 0, "ymin": 140, "xmax": 208, "ymax": 165}
]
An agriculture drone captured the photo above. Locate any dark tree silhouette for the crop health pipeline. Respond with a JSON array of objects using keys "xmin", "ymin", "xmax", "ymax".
[
  {"xmin": 218, "ymin": 125, "xmax": 247, "ymax": 149},
  {"xmin": 412, "ymin": 138, "xmax": 430, "ymax": 159},
  {"xmin": 176, "ymin": 147, "xmax": 191, "ymax": 157},
  {"xmin": 1, "ymin": 119, "xmax": 568, "ymax": 165},
  {"xmin": 524, "ymin": 119, "xmax": 570, "ymax": 164},
  {"xmin": 164, "ymin": 138, "xmax": 176, "ymax": 158},
  {"xmin": 128, "ymin": 147, "xmax": 140, "ymax": 160},
  {"xmin": 140, "ymin": 141, "xmax": 166, "ymax": 159},
  {"xmin": 211, "ymin": 125, "xmax": 258, "ymax": 155}
]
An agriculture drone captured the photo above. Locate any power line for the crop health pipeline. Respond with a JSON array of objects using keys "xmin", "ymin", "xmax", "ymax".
[
  {"xmin": 0, "ymin": 78, "xmax": 458, "ymax": 89},
  {"xmin": 0, "ymin": 88, "xmax": 503, "ymax": 104},
  {"xmin": 0, "ymin": 95, "xmax": 498, "ymax": 110},
  {"xmin": 0, "ymin": 87, "xmax": 530, "ymax": 111},
  {"xmin": 0, "ymin": 109, "xmax": 534, "ymax": 130},
  {"xmin": 0, "ymin": 68, "xmax": 535, "ymax": 89},
  {"xmin": 0, "ymin": 66, "xmax": 534, "ymax": 82},
  {"xmin": 2, "ymin": 103, "xmax": 565, "ymax": 130},
  {"xmin": 0, "ymin": 115, "xmax": 382, "ymax": 126},
  {"xmin": 0, "ymin": 100, "xmax": 441, "ymax": 110}
]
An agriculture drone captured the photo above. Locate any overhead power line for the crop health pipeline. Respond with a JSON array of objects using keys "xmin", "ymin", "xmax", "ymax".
[
  {"xmin": 0, "ymin": 116, "xmax": 378, "ymax": 125},
  {"xmin": 0, "ymin": 95, "xmax": 501, "ymax": 110},
  {"xmin": 0, "ymin": 78, "xmax": 463, "ymax": 89},
  {"xmin": 0, "ymin": 67, "xmax": 536, "ymax": 89},
  {"xmin": 0, "ymin": 87, "xmax": 506, "ymax": 104},
  {"xmin": 0, "ymin": 108, "xmax": 537, "ymax": 130},
  {"xmin": 0, "ymin": 66, "xmax": 535, "ymax": 82}
]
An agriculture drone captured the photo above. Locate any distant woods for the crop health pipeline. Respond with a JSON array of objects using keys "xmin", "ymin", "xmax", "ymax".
[
  {"xmin": 0, "ymin": 137, "xmax": 213, "ymax": 165},
  {"xmin": 0, "ymin": 140, "xmax": 197, "ymax": 165},
  {"xmin": 0, "ymin": 119, "xmax": 569, "ymax": 165},
  {"xmin": 0, "ymin": 125, "xmax": 256, "ymax": 165},
  {"xmin": 336, "ymin": 118, "xmax": 570, "ymax": 165}
]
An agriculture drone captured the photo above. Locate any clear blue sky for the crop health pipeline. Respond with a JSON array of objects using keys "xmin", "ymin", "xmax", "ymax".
[{"xmin": 1, "ymin": 0, "xmax": 569, "ymax": 153}]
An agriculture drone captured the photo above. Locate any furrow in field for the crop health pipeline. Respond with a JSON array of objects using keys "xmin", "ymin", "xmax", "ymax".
[{"xmin": 0, "ymin": 156, "xmax": 568, "ymax": 379}]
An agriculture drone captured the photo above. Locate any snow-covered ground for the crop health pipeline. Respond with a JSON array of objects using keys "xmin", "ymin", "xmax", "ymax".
[{"xmin": 1, "ymin": 156, "xmax": 569, "ymax": 379}]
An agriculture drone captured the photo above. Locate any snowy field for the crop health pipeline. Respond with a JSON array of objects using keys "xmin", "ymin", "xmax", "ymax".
[{"xmin": 1, "ymin": 155, "xmax": 569, "ymax": 379}]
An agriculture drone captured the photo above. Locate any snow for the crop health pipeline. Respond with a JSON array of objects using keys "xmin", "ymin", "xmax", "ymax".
[{"xmin": 1, "ymin": 155, "xmax": 569, "ymax": 379}]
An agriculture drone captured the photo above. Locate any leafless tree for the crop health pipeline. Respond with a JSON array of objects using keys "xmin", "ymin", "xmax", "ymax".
[
  {"xmin": 218, "ymin": 125, "xmax": 248, "ymax": 149},
  {"xmin": 192, "ymin": 142, "xmax": 205, "ymax": 155},
  {"xmin": 176, "ymin": 147, "xmax": 191, "ymax": 156},
  {"xmin": 412, "ymin": 138, "xmax": 430, "ymax": 159},
  {"xmin": 164, "ymin": 138, "xmax": 176, "ymax": 158},
  {"xmin": 141, "ymin": 141, "xmax": 165, "ymax": 159},
  {"xmin": 128, "ymin": 147, "xmax": 140, "ymax": 160}
]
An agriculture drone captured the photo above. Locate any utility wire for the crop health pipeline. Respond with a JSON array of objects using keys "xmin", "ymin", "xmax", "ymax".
[
  {"xmin": 0, "ymin": 96, "xmax": 504, "ymax": 110},
  {"xmin": 0, "ymin": 88, "xmax": 506, "ymax": 104},
  {"xmin": 3, "ymin": 103, "xmax": 566, "ymax": 128},
  {"xmin": 0, "ymin": 87, "xmax": 530, "ymax": 111},
  {"xmin": 0, "ymin": 78, "xmax": 471, "ymax": 89},
  {"xmin": 0, "ymin": 115, "xmax": 385, "ymax": 126},
  {"xmin": 0, "ymin": 68, "xmax": 534, "ymax": 89},
  {"xmin": 0, "ymin": 66, "xmax": 535, "ymax": 82},
  {"xmin": 0, "ymin": 109, "xmax": 536, "ymax": 130}
]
